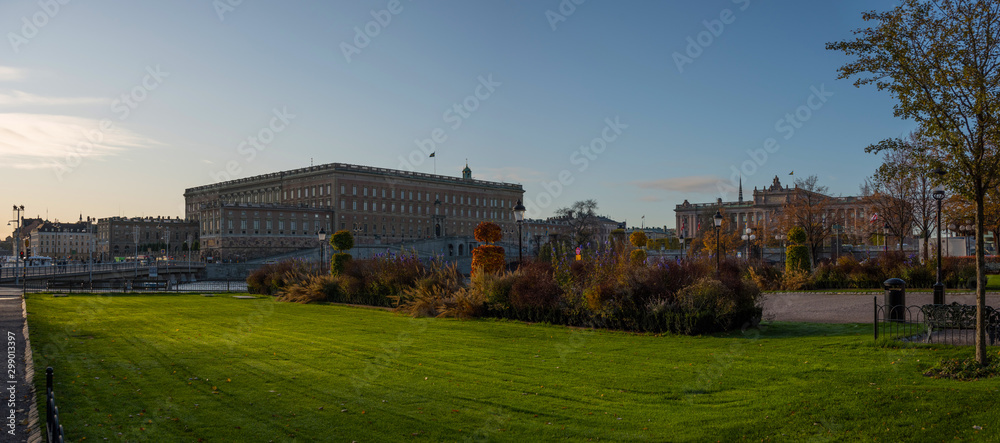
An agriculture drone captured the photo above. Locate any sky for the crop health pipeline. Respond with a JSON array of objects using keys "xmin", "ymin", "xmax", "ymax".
[{"xmin": 0, "ymin": 0, "xmax": 914, "ymax": 233}]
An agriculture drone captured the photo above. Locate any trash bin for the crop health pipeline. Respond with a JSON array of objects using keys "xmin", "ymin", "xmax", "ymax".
[{"xmin": 883, "ymin": 278, "xmax": 906, "ymax": 323}]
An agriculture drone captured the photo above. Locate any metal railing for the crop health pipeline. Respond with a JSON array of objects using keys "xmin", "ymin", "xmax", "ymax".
[
  {"xmin": 0, "ymin": 261, "xmax": 205, "ymax": 281},
  {"xmin": 874, "ymin": 297, "xmax": 1000, "ymax": 346},
  {"xmin": 46, "ymin": 367, "xmax": 65, "ymax": 443}
]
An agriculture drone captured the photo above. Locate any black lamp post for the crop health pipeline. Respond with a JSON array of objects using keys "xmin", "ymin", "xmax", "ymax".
[
  {"xmin": 317, "ymin": 228, "xmax": 327, "ymax": 268},
  {"xmin": 883, "ymin": 222, "xmax": 891, "ymax": 253},
  {"xmin": 513, "ymin": 200, "xmax": 526, "ymax": 266},
  {"xmin": 932, "ymin": 168, "xmax": 946, "ymax": 304},
  {"xmin": 713, "ymin": 210, "xmax": 723, "ymax": 273}
]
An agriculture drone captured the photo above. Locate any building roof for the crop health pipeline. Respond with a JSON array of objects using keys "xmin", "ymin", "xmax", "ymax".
[{"xmin": 184, "ymin": 162, "xmax": 524, "ymax": 195}]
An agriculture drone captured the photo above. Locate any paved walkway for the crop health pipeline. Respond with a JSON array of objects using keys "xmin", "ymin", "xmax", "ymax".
[
  {"xmin": 762, "ymin": 291, "xmax": 1000, "ymax": 323},
  {"xmin": 0, "ymin": 288, "xmax": 41, "ymax": 443}
]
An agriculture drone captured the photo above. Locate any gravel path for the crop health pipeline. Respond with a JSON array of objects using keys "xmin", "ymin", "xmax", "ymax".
[
  {"xmin": 762, "ymin": 291, "xmax": 1000, "ymax": 323},
  {"xmin": 0, "ymin": 289, "xmax": 40, "ymax": 443}
]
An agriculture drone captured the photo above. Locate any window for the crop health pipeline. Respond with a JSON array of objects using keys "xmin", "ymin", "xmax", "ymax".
[
  {"xmin": 340, "ymin": 200, "xmax": 345, "ymax": 209},
  {"xmin": 409, "ymin": 191, "xmax": 413, "ymax": 200},
  {"xmin": 303, "ymin": 222, "xmax": 309, "ymax": 232},
  {"xmin": 382, "ymin": 189, "xmax": 386, "ymax": 198},
  {"xmin": 340, "ymin": 185, "xmax": 345, "ymax": 195},
  {"xmin": 364, "ymin": 202, "xmax": 368, "ymax": 211},
  {"xmin": 364, "ymin": 187, "xmax": 368, "ymax": 197},
  {"xmin": 279, "ymin": 221, "xmax": 284, "ymax": 231},
  {"xmin": 417, "ymin": 192, "xmax": 421, "ymax": 201},
  {"xmin": 352, "ymin": 185, "xmax": 357, "ymax": 195},
  {"xmin": 353, "ymin": 201, "xmax": 357, "ymax": 210}
]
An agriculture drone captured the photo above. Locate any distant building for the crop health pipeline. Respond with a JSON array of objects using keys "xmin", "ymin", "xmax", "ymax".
[
  {"xmin": 29, "ymin": 220, "xmax": 95, "ymax": 261},
  {"xmin": 674, "ymin": 176, "xmax": 870, "ymax": 242},
  {"xmin": 95, "ymin": 216, "xmax": 199, "ymax": 261},
  {"xmin": 195, "ymin": 203, "xmax": 331, "ymax": 261},
  {"xmin": 184, "ymin": 162, "xmax": 524, "ymax": 259}
]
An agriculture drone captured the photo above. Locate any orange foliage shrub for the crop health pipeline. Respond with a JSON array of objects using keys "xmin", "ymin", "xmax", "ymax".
[
  {"xmin": 471, "ymin": 244, "xmax": 506, "ymax": 277},
  {"xmin": 474, "ymin": 222, "xmax": 503, "ymax": 244}
]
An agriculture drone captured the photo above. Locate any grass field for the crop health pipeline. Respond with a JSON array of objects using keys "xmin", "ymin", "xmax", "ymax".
[{"xmin": 26, "ymin": 293, "xmax": 1000, "ymax": 442}]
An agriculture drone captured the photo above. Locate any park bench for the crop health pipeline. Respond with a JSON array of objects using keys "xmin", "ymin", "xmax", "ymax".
[{"xmin": 920, "ymin": 303, "xmax": 1000, "ymax": 344}]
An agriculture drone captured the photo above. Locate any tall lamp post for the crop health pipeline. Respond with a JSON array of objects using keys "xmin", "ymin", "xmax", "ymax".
[
  {"xmin": 713, "ymin": 210, "xmax": 723, "ymax": 273},
  {"xmin": 513, "ymin": 200, "xmax": 526, "ymax": 266},
  {"xmin": 883, "ymin": 222, "xmax": 891, "ymax": 254},
  {"xmin": 741, "ymin": 227, "xmax": 756, "ymax": 262},
  {"xmin": 10, "ymin": 204, "xmax": 24, "ymax": 286},
  {"xmin": 932, "ymin": 168, "xmax": 946, "ymax": 304},
  {"xmin": 317, "ymin": 228, "xmax": 327, "ymax": 268}
]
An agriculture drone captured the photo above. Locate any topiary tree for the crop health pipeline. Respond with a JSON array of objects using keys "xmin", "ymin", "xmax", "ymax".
[
  {"xmin": 331, "ymin": 230, "xmax": 354, "ymax": 252},
  {"xmin": 630, "ymin": 249, "xmax": 647, "ymax": 264},
  {"xmin": 629, "ymin": 231, "xmax": 648, "ymax": 248},
  {"xmin": 330, "ymin": 230, "xmax": 355, "ymax": 275},
  {"xmin": 472, "ymin": 222, "xmax": 505, "ymax": 277},
  {"xmin": 785, "ymin": 226, "xmax": 810, "ymax": 273},
  {"xmin": 474, "ymin": 222, "xmax": 503, "ymax": 244}
]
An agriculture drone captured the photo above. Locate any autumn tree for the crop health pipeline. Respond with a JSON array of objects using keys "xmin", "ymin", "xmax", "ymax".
[
  {"xmin": 863, "ymin": 145, "xmax": 916, "ymax": 252},
  {"xmin": 829, "ymin": 0, "xmax": 1000, "ymax": 363},
  {"xmin": 781, "ymin": 175, "xmax": 842, "ymax": 267},
  {"xmin": 694, "ymin": 209, "xmax": 740, "ymax": 259},
  {"xmin": 554, "ymin": 199, "xmax": 601, "ymax": 245}
]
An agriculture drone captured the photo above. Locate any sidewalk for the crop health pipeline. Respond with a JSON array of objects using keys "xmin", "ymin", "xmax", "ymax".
[
  {"xmin": 0, "ymin": 289, "xmax": 41, "ymax": 443},
  {"xmin": 762, "ymin": 291, "xmax": 1000, "ymax": 323}
]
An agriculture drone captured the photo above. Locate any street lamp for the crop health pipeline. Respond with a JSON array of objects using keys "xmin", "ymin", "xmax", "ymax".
[
  {"xmin": 713, "ymin": 210, "xmax": 723, "ymax": 273},
  {"xmin": 317, "ymin": 228, "xmax": 327, "ymax": 268},
  {"xmin": 883, "ymin": 222, "xmax": 891, "ymax": 253},
  {"xmin": 932, "ymin": 168, "xmax": 946, "ymax": 304},
  {"xmin": 741, "ymin": 227, "xmax": 756, "ymax": 262},
  {"xmin": 512, "ymin": 200, "xmax": 526, "ymax": 266},
  {"xmin": 10, "ymin": 204, "xmax": 24, "ymax": 287},
  {"xmin": 775, "ymin": 234, "xmax": 787, "ymax": 266}
]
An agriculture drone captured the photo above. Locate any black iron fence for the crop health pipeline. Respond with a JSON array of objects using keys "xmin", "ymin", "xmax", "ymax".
[
  {"xmin": 874, "ymin": 297, "xmax": 1000, "ymax": 346},
  {"xmin": 2, "ymin": 279, "xmax": 248, "ymax": 294},
  {"xmin": 46, "ymin": 367, "xmax": 65, "ymax": 443}
]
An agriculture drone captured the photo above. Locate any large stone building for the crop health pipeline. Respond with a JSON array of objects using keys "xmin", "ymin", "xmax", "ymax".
[
  {"xmin": 184, "ymin": 162, "xmax": 525, "ymax": 260},
  {"xmin": 95, "ymin": 216, "xmax": 199, "ymax": 262},
  {"xmin": 674, "ymin": 176, "xmax": 871, "ymax": 243},
  {"xmin": 29, "ymin": 220, "xmax": 95, "ymax": 261}
]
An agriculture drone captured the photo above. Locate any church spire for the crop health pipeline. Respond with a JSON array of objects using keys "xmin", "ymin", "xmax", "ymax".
[{"xmin": 738, "ymin": 176, "xmax": 744, "ymax": 203}]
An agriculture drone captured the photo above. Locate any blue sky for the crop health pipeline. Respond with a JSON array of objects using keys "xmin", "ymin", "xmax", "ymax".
[{"xmin": 0, "ymin": 0, "xmax": 912, "ymax": 230}]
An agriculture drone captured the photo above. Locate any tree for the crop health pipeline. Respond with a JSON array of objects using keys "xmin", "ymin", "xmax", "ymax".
[
  {"xmin": 554, "ymin": 200, "xmax": 600, "ymax": 245},
  {"xmin": 629, "ymin": 231, "xmax": 648, "ymax": 248},
  {"xmin": 864, "ymin": 145, "xmax": 916, "ymax": 252},
  {"xmin": 694, "ymin": 209, "xmax": 740, "ymax": 258},
  {"xmin": 829, "ymin": 0, "xmax": 1000, "ymax": 363},
  {"xmin": 781, "ymin": 175, "xmax": 841, "ymax": 267},
  {"xmin": 330, "ymin": 230, "xmax": 354, "ymax": 274},
  {"xmin": 330, "ymin": 230, "xmax": 354, "ymax": 252}
]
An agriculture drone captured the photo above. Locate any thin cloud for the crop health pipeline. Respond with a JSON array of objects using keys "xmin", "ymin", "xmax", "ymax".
[
  {"xmin": 639, "ymin": 195, "xmax": 664, "ymax": 202},
  {"xmin": 0, "ymin": 90, "xmax": 108, "ymax": 107},
  {"xmin": 632, "ymin": 175, "xmax": 721, "ymax": 193},
  {"xmin": 0, "ymin": 113, "xmax": 159, "ymax": 170},
  {"xmin": 0, "ymin": 66, "xmax": 27, "ymax": 82}
]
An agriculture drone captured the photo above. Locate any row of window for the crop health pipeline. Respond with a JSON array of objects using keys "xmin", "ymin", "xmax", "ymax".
[{"xmin": 338, "ymin": 199, "xmax": 511, "ymax": 220}]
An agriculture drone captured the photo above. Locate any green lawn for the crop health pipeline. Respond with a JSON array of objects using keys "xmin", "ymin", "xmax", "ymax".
[{"xmin": 26, "ymin": 293, "xmax": 1000, "ymax": 442}]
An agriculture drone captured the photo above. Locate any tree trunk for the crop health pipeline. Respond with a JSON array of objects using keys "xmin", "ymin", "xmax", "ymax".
[
  {"xmin": 922, "ymin": 233, "xmax": 930, "ymax": 264},
  {"xmin": 975, "ymin": 192, "xmax": 987, "ymax": 364}
]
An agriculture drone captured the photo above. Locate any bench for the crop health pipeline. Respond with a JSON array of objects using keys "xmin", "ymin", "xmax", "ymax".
[{"xmin": 921, "ymin": 303, "xmax": 1000, "ymax": 344}]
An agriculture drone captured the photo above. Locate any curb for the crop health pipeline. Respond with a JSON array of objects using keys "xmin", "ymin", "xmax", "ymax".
[{"xmin": 21, "ymin": 297, "xmax": 42, "ymax": 443}]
